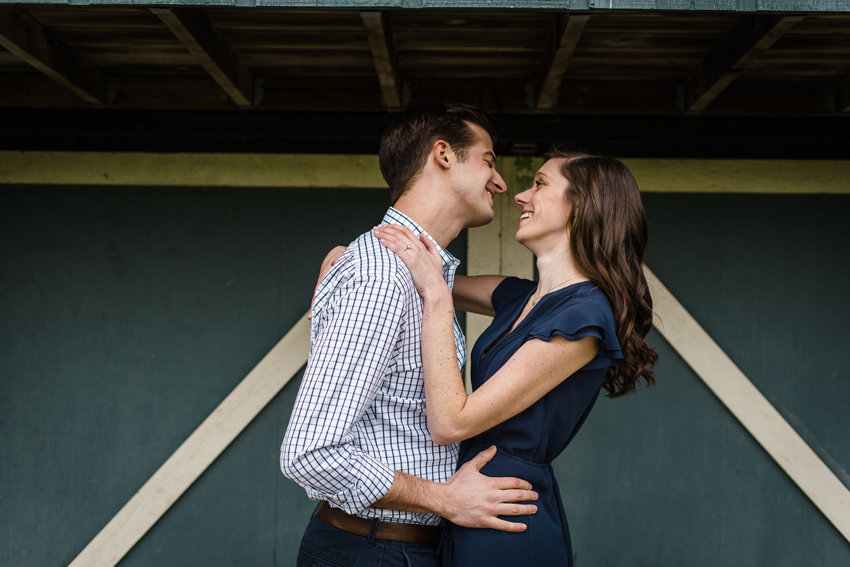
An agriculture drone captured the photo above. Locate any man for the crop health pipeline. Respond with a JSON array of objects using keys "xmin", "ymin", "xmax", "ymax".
[{"xmin": 281, "ymin": 104, "xmax": 537, "ymax": 566}]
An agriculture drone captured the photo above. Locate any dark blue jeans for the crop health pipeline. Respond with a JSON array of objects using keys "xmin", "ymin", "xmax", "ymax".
[{"xmin": 297, "ymin": 513, "xmax": 440, "ymax": 567}]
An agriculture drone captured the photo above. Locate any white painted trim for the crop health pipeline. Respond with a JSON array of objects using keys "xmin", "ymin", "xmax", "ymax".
[
  {"xmin": 5, "ymin": 152, "xmax": 849, "ymax": 193},
  {"xmin": 68, "ymin": 312, "xmax": 312, "ymax": 567},
  {"xmin": 645, "ymin": 266, "xmax": 850, "ymax": 544},
  {"xmin": 464, "ymin": 157, "xmax": 534, "ymax": 389}
]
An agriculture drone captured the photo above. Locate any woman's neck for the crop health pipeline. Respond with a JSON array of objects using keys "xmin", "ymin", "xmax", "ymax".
[{"xmin": 534, "ymin": 245, "xmax": 587, "ymax": 295}]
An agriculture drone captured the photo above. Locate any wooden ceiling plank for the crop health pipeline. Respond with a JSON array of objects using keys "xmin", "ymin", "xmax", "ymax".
[
  {"xmin": 151, "ymin": 8, "xmax": 252, "ymax": 107},
  {"xmin": 0, "ymin": 5, "xmax": 104, "ymax": 103},
  {"xmin": 688, "ymin": 14, "xmax": 805, "ymax": 113},
  {"xmin": 360, "ymin": 11, "xmax": 401, "ymax": 109},
  {"xmin": 536, "ymin": 14, "xmax": 590, "ymax": 110},
  {"xmin": 840, "ymin": 74, "xmax": 850, "ymax": 114}
]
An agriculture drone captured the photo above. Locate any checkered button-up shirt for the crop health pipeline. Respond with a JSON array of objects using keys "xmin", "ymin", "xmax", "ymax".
[{"xmin": 281, "ymin": 208, "xmax": 466, "ymax": 525}]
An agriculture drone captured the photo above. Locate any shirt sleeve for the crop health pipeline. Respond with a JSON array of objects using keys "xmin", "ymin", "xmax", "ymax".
[{"xmin": 280, "ymin": 274, "xmax": 406, "ymax": 515}]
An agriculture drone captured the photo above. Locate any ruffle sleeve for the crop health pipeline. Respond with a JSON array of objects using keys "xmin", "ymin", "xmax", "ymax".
[{"xmin": 526, "ymin": 288, "xmax": 623, "ymax": 371}]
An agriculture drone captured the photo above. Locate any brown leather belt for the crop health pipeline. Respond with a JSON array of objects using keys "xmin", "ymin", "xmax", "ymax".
[{"xmin": 315, "ymin": 501, "xmax": 440, "ymax": 545}]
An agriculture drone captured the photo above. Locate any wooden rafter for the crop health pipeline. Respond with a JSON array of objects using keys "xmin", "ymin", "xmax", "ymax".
[
  {"xmin": 839, "ymin": 74, "xmax": 850, "ymax": 114},
  {"xmin": 360, "ymin": 11, "xmax": 401, "ymax": 109},
  {"xmin": 687, "ymin": 14, "xmax": 805, "ymax": 113},
  {"xmin": 0, "ymin": 5, "xmax": 104, "ymax": 104},
  {"xmin": 151, "ymin": 8, "xmax": 253, "ymax": 107},
  {"xmin": 537, "ymin": 14, "xmax": 590, "ymax": 110}
]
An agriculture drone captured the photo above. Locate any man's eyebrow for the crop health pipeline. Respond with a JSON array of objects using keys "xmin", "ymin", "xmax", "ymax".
[
  {"xmin": 536, "ymin": 172, "xmax": 551, "ymax": 181},
  {"xmin": 483, "ymin": 150, "xmax": 496, "ymax": 160}
]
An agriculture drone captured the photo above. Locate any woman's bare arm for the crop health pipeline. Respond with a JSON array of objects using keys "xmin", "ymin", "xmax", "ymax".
[
  {"xmin": 419, "ymin": 292, "xmax": 597, "ymax": 444},
  {"xmin": 452, "ymin": 275, "xmax": 506, "ymax": 316},
  {"xmin": 374, "ymin": 225, "xmax": 598, "ymax": 445}
]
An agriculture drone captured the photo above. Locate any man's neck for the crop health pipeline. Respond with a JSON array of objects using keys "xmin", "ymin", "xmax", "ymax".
[{"xmin": 393, "ymin": 198, "xmax": 463, "ymax": 250}]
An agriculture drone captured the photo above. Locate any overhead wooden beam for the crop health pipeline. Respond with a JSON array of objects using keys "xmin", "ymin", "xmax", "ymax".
[
  {"xmin": 536, "ymin": 14, "xmax": 590, "ymax": 110},
  {"xmin": 839, "ymin": 74, "xmax": 850, "ymax": 114},
  {"xmin": 0, "ymin": 5, "xmax": 104, "ymax": 104},
  {"xmin": 151, "ymin": 8, "xmax": 253, "ymax": 108},
  {"xmin": 360, "ymin": 11, "xmax": 401, "ymax": 109},
  {"xmin": 0, "ymin": 74, "xmax": 837, "ymax": 117},
  {"xmin": 687, "ymin": 14, "xmax": 805, "ymax": 113}
]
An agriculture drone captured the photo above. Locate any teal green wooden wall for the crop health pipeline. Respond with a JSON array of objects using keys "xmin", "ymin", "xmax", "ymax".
[
  {"xmin": 557, "ymin": 194, "xmax": 850, "ymax": 566},
  {"xmin": 0, "ymin": 185, "xmax": 465, "ymax": 566},
  {"xmin": 1, "ymin": 187, "xmax": 848, "ymax": 566}
]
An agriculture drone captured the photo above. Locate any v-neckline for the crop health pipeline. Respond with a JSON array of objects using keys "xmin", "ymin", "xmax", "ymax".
[
  {"xmin": 480, "ymin": 283, "xmax": 539, "ymax": 359},
  {"xmin": 479, "ymin": 280, "xmax": 592, "ymax": 360}
]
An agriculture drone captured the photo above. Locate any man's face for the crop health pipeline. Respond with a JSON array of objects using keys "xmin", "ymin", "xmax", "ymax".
[{"xmin": 450, "ymin": 123, "xmax": 506, "ymax": 229}]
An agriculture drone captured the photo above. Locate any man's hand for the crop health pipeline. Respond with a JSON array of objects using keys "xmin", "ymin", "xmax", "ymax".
[
  {"xmin": 373, "ymin": 446, "xmax": 537, "ymax": 532},
  {"xmin": 438, "ymin": 445, "xmax": 538, "ymax": 532},
  {"xmin": 309, "ymin": 246, "xmax": 347, "ymax": 320}
]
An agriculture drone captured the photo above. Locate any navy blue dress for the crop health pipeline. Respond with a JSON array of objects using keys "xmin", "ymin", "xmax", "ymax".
[{"xmin": 442, "ymin": 277, "xmax": 623, "ymax": 567}]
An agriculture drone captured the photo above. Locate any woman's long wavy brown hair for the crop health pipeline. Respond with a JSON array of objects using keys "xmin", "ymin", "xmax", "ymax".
[{"xmin": 546, "ymin": 148, "xmax": 658, "ymax": 398}]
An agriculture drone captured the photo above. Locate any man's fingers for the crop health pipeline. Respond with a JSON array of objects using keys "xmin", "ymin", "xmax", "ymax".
[
  {"xmin": 495, "ymin": 489, "xmax": 538, "ymax": 503},
  {"xmin": 464, "ymin": 445, "xmax": 497, "ymax": 472},
  {"xmin": 483, "ymin": 518, "xmax": 528, "ymax": 533},
  {"xmin": 494, "ymin": 503, "xmax": 538, "ymax": 517},
  {"xmin": 491, "ymin": 475, "xmax": 533, "ymax": 491}
]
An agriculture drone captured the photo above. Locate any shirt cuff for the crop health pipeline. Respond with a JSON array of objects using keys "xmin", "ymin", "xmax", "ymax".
[{"xmin": 306, "ymin": 458, "xmax": 396, "ymax": 516}]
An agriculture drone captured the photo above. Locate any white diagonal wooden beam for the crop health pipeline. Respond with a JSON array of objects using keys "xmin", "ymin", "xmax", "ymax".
[
  {"xmin": 64, "ymin": 261, "xmax": 850, "ymax": 567},
  {"xmin": 537, "ymin": 14, "xmax": 590, "ymax": 110},
  {"xmin": 687, "ymin": 15, "xmax": 805, "ymax": 112},
  {"xmin": 68, "ymin": 312, "xmax": 311, "ymax": 567},
  {"xmin": 645, "ymin": 266, "xmax": 850, "ymax": 543},
  {"xmin": 0, "ymin": 5, "xmax": 105, "ymax": 103},
  {"xmin": 360, "ymin": 11, "xmax": 401, "ymax": 109},
  {"xmin": 151, "ymin": 8, "xmax": 253, "ymax": 107}
]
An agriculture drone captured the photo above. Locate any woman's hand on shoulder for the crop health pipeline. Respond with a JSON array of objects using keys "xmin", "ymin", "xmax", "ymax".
[{"xmin": 374, "ymin": 225, "xmax": 449, "ymax": 301}]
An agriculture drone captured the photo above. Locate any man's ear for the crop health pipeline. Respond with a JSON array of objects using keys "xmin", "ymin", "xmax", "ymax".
[{"xmin": 432, "ymin": 140, "xmax": 452, "ymax": 170}]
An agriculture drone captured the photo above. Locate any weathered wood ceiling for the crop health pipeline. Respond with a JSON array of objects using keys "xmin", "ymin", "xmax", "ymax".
[{"xmin": 1, "ymin": 5, "xmax": 849, "ymax": 115}]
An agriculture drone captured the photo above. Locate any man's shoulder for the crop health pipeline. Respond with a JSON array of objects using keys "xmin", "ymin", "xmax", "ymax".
[
  {"xmin": 338, "ymin": 230, "xmax": 410, "ymax": 284},
  {"xmin": 313, "ymin": 231, "xmax": 413, "ymax": 316}
]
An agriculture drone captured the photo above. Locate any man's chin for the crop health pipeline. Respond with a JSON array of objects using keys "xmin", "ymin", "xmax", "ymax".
[{"xmin": 465, "ymin": 210, "xmax": 495, "ymax": 229}]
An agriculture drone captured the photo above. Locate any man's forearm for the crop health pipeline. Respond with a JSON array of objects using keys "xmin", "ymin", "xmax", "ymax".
[{"xmin": 373, "ymin": 470, "xmax": 447, "ymax": 516}]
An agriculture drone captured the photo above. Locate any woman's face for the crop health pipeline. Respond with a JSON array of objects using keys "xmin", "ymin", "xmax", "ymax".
[{"xmin": 514, "ymin": 159, "xmax": 573, "ymax": 251}]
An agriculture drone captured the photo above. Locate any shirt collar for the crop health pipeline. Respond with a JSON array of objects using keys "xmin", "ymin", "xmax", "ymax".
[{"xmin": 380, "ymin": 207, "xmax": 460, "ymax": 270}]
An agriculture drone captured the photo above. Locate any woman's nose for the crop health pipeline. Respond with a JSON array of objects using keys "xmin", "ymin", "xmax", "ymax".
[{"xmin": 515, "ymin": 187, "xmax": 532, "ymax": 205}]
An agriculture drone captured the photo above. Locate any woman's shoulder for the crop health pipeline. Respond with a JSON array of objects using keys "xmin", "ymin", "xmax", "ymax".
[
  {"xmin": 560, "ymin": 283, "xmax": 615, "ymax": 321},
  {"xmin": 528, "ymin": 283, "xmax": 622, "ymax": 361},
  {"xmin": 491, "ymin": 276, "xmax": 537, "ymax": 313},
  {"xmin": 530, "ymin": 282, "xmax": 616, "ymax": 346}
]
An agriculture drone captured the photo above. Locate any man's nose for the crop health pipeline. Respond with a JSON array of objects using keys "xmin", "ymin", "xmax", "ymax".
[{"xmin": 490, "ymin": 171, "xmax": 507, "ymax": 194}]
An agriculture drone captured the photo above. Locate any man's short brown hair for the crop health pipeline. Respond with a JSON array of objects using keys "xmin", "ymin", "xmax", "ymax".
[{"xmin": 379, "ymin": 103, "xmax": 499, "ymax": 204}]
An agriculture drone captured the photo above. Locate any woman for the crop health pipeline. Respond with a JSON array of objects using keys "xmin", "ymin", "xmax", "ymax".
[{"xmin": 372, "ymin": 149, "xmax": 658, "ymax": 567}]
